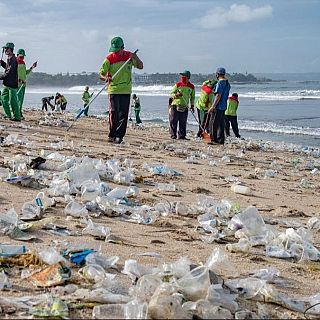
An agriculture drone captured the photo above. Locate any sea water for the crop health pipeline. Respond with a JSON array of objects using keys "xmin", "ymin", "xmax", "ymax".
[{"xmin": 12, "ymin": 73, "xmax": 320, "ymax": 147}]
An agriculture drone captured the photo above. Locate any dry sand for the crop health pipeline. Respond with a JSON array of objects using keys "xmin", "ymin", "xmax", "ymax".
[{"xmin": 0, "ymin": 109, "xmax": 319, "ymax": 318}]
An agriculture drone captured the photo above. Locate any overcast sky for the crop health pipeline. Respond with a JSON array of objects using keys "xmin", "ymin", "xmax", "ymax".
[{"xmin": 0, "ymin": 0, "xmax": 319, "ymax": 74}]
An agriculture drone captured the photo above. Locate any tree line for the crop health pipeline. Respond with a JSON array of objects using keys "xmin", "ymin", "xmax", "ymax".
[{"xmin": 27, "ymin": 72, "xmax": 271, "ymax": 87}]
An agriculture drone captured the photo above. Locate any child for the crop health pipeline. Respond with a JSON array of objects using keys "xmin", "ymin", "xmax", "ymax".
[
  {"xmin": 131, "ymin": 93, "xmax": 142, "ymax": 124},
  {"xmin": 225, "ymin": 93, "xmax": 240, "ymax": 138}
]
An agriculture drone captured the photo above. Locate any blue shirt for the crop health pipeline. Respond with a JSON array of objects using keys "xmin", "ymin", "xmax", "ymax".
[{"xmin": 215, "ymin": 79, "xmax": 230, "ymax": 110}]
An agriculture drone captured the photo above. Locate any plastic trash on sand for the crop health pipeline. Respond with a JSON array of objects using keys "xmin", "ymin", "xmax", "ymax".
[
  {"xmin": 0, "ymin": 270, "xmax": 12, "ymax": 289},
  {"xmin": 251, "ymin": 266, "xmax": 280, "ymax": 282},
  {"xmin": 93, "ymin": 304, "xmax": 126, "ymax": 319},
  {"xmin": 80, "ymin": 264, "xmax": 116, "ymax": 287},
  {"xmin": 148, "ymin": 283, "xmax": 188, "ymax": 319},
  {"xmin": 82, "ymin": 218, "xmax": 111, "ymax": 240},
  {"xmin": 157, "ymin": 183, "xmax": 176, "ymax": 192},
  {"xmin": 85, "ymin": 252, "xmax": 119, "ymax": 270},
  {"xmin": 21, "ymin": 201, "xmax": 42, "ymax": 220},
  {"xmin": 39, "ymin": 247, "xmax": 66, "ymax": 265},
  {"xmin": 130, "ymin": 206, "xmax": 160, "ymax": 225},
  {"xmin": 206, "ymin": 284, "xmax": 239, "ymax": 313},
  {"xmin": 64, "ymin": 201, "xmax": 88, "ymax": 217},
  {"xmin": 226, "ymin": 238, "xmax": 252, "ymax": 253},
  {"xmin": 30, "ymin": 263, "xmax": 71, "ymax": 287},
  {"xmin": 93, "ymin": 300, "xmax": 148, "ymax": 319},
  {"xmin": 0, "ymin": 208, "xmax": 18, "ymax": 233},
  {"xmin": 66, "ymin": 161, "xmax": 101, "ymax": 188},
  {"xmin": 122, "ymin": 259, "xmax": 157, "ymax": 281},
  {"xmin": 231, "ymin": 184, "xmax": 252, "ymax": 196},
  {"xmin": 205, "ymin": 248, "xmax": 236, "ymax": 276},
  {"xmin": 143, "ymin": 163, "xmax": 182, "ymax": 176},
  {"xmin": 130, "ymin": 274, "xmax": 163, "ymax": 302},
  {"xmin": 36, "ymin": 191, "xmax": 55, "ymax": 210},
  {"xmin": 264, "ymin": 169, "xmax": 277, "ymax": 178},
  {"xmin": 177, "ymin": 266, "xmax": 211, "ymax": 300},
  {"xmin": 0, "ymin": 244, "xmax": 26, "ymax": 257},
  {"xmin": 31, "ymin": 297, "xmax": 69, "ymax": 318},
  {"xmin": 307, "ymin": 217, "xmax": 320, "ymax": 231},
  {"xmin": 175, "ymin": 201, "xmax": 196, "ymax": 216}
]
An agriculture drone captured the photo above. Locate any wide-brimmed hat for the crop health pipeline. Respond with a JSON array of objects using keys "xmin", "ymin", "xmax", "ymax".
[
  {"xmin": 2, "ymin": 42, "xmax": 15, "ymax": 50},
  {"xmin": 17, "ymin": 49, "xmax": 26, "ymax": 56},
  {"xmin": 179, "ymin": 70, "xmax": 191, "ymax": 79},
  {"xmin": 109, "ymin": 37, "xmax": 124, "ymax": 52}
]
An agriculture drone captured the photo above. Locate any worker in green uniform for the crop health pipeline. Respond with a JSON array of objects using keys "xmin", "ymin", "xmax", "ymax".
[
  {"xmin": 16, "ymin": 49, "xmax": 37, "ymax": 118},
  {"xmin": 0, "ymin": 42, "xmax": 20, "ymax": 121},
  {"xmin": 82, "ymin": 86, "xmax": 93, "ymax": 116},
  {"xmin": 131, "ymin": 94, "xmax": 142, "ymax": 124},
  {"xmin": 99, "ymin": 36, "xmax": 143, "ymax": 144},
  {"xmin": 196, "ymin": 79, "xmax": 217, "ymax": 138}
]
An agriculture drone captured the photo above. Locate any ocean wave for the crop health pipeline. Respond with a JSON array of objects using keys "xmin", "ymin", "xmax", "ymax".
[
  {"xmin": 241, "ymin": 89, "xmax": 320, "ymax": 101},
  {"xmin": 239, "ymin": 120, "xmax": 320, "ymax": 136}
]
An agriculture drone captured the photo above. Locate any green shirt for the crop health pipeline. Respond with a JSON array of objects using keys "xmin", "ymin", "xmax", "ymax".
[
  {"xmin": 225, "ymin": 97, "xmax": 239, "ymax": 116},
  {"xmin": 196, "ymin": 80, "xmax": 216, "ymax": 111},
  {"xmin": 82, "ymin": 91, "xmax": 91, "ymax": 104},
  {"xmin": 170, "ymin": 81, "xmax": 195, "ymax": 109},
  {"xmin": 17, "ymin": 59, "xmax": 31, "ymax": 86},
  {"xmin": 99, "ymin": 50, "xmax": 137, "ymax": 94}
]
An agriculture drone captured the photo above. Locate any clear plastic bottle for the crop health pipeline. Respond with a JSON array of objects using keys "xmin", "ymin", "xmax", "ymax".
[{"xmin": 231, "ymin": 184, "xmax": 252, "ymax": 195}]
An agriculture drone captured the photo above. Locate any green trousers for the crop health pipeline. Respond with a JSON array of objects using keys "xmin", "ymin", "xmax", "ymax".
[
  {"xmin": 17, "ymin": 85, "xmax": 26, "ymax": 117},
  {"xmin": 1, "ymin": 86, "xmax": 21, "ymax": 121},
  {"xmin": 134, "ymin": 109, "xmax": 142, "ymax": 124}
]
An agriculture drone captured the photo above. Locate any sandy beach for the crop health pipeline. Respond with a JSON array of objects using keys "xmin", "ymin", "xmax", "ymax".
[{"xmin": 0, "ymin": 110, "xmax": 319, "ymax": 319}]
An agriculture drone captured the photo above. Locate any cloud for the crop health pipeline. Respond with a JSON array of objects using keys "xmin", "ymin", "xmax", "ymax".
[{"xmin": 195, "ymin": 4, "xmax": 273, "ymax": 29}]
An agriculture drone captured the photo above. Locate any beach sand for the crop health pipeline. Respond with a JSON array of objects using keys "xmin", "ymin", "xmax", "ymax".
[{"xmin": 0, "ymin": 110, "xmax": 319, "ymax": 318}]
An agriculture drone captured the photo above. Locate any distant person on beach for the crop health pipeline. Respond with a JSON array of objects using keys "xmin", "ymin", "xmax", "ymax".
[
  {"xmin": 82, "ymin": 86, "xmax": 93, "ymax": 116},
  {"xmin": 131, "ymin": 93, "xmax": 142, "ymax": 124},
  {"xmin": 41, "ymin": 96, "xmax": 54, "ymax": 112},
  {"xmin": 196, "ymin": 79, "xmax": 217, "ymax": 138},
  {"xmin": 208, "ymin": 67, "xmax": 230, "ymax": 145},
  {"xmin": 16, "ymin": 49, "xmax": 37, "ymax": 119},
  {"xmin": 0, "ymin": 42, "xmax": 20, "ymax": 121},
  {"xmin": 225, "ymin": 93, "xmax": 241, "ymax": 138},
  {"xmin": 54, "ymin": 93, "xmax": 67, "ymax": 113},
  {"xmin": 99, "ymin": 36, "xmax": 143, "ymax": 144},
  {"xmin": 169, "ymin": 70, "xmax": 195, "ymax": 140}
]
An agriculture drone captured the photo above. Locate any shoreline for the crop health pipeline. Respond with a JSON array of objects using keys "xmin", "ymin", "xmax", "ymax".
[{"xmin": 0, "ymin": 109, "xmax": 319, "ymax": 318}]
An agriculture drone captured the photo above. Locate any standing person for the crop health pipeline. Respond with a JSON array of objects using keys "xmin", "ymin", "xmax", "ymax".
[
  {"xmin": 169, "ymin": 71, "xmax": 195, "ymax": 140},
  {"xmin": 0, "ymin": 42, "xmax": 20, "ymax": 121},
  {"xmin": 131, "ymin": 93, "xmax": 142, "ymax": 124},
  {"xmin": 208, "ymin": 67, "xmax": 230, "ymax": 145},
  {"xmin": 196, "ymin": 79, "xmax": 217, "ymax": 138},
  {"xmin": 225, "ymin": 93, "xmax": 241, "ymax": 138},
  {"xmin": 16, "ymin": 49, "xmax": 37, "ymax": 118},
  {"xmin": 41, "ymin": 96, "xmax": 54, "ymax": 112},
  {"xmin": 99, "ymin": 36, "xmax": 143, "ymax": 144},
  {"xmin": 82, "ymin": 86, "xmax": 93, "ymax": 116}
]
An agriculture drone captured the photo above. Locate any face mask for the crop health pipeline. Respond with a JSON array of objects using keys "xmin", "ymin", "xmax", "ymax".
[{"xmin": 181, "ymin": 76, "xmax": 188, "ymax": 83}]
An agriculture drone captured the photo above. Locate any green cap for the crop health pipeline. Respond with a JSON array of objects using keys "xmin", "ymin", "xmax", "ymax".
[
  {"xmin": 17, "ymin": 49, "xmax": 26, "ymax": 56},
  {"xmin": 180, "ymin": 70, "xmax": 191, "ymax": 79},
  {"xmin": 109, "ymin": 36, "xmax": 124, "ymax": 52},
  {"xmin": 2, "ymin": 42, "xmax": 15, "ymax": 50}
]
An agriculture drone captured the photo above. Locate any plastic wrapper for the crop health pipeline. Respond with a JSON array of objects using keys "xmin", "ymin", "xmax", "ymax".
[
  {"xmin": 85, "ymin": 252, "xmax": 119, "ymax": 270},
  {"xmin": 122, "ymin": 259, "xmax": 157, "ymax": 281},
  {"xmin": 64, "ymin": 201, "xmax": 88, "ymax": 217},
  {"xmin": 82, "ymin": 218, "xmax": 111, "ymax": 240}
]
